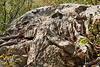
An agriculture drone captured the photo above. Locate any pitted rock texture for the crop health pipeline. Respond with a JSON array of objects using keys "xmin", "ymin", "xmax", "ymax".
[{"xmin": 0, "ymin": 3, "xmax": 100, "ymax": 67}]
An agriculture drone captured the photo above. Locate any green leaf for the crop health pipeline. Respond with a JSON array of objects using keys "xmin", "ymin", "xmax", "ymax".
[{"xmin": 97, "ymin": 53, "xmax": 100, "ymax": 57}]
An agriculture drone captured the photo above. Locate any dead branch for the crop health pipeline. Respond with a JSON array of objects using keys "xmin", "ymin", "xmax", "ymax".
[
  {"xmin": 0, "ymin": 33, "xmax": 23, "ymax": 40},
  {"xmin": 86, "ymin": 57, "xmax": 100, "ymax": 66}
]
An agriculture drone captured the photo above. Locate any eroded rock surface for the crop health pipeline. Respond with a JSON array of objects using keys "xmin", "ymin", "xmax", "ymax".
[{"xmin": 0, "ymin": 3, "xmax": 100, "ymax": 67}]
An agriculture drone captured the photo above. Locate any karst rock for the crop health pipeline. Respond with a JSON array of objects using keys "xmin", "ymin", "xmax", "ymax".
[{"xmin": 0, "ymin": 3, "xmax": 100, "ymax": 67}]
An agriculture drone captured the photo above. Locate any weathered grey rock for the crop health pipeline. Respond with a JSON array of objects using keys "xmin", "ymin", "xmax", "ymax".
[
  {"xmin": 0, "ymin": 3, "xmax": 100, "ymax": 67},
  {"xmin": 0, "ymin": 40, "xmax": 16, "ymax": 47}
]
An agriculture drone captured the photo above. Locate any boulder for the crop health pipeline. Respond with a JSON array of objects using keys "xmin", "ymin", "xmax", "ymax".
[{"xmin": 0, "ymin": 3, "xmax": 100, "ymax": 67}]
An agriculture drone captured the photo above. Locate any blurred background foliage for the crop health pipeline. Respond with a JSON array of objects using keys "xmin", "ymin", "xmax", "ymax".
[{"xmin": 0, "ymin": 0, "xmax": 100, "ymax": 34}]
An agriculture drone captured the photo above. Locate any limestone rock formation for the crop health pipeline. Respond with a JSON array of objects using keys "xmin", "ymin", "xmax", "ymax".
[{"xmin": 0, "ymin": 3, "xmax": 100, "ymax": 67}]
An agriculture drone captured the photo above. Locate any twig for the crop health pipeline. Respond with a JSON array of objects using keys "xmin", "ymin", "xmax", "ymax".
[
  {"xmin": 96, "ymin": 47, "xmax": 100, "ymax": 50},
  {"xmin": 86, "ymin": 37, "xmax": 100, "ymax": 51},
  {"xmin": 86, "ymin": 57, "xmax": 100, "ymax": 66},
  {"xmin": 83, "ymin": 51, "xmax": 87, "ymax": 67},
  {"xmin": 0, "ymin": 33, "xmax": 23, "ymax": 40},
  {"xmin": 86, "ymin": 37, "xmax": 96, "ymax": 48}
]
